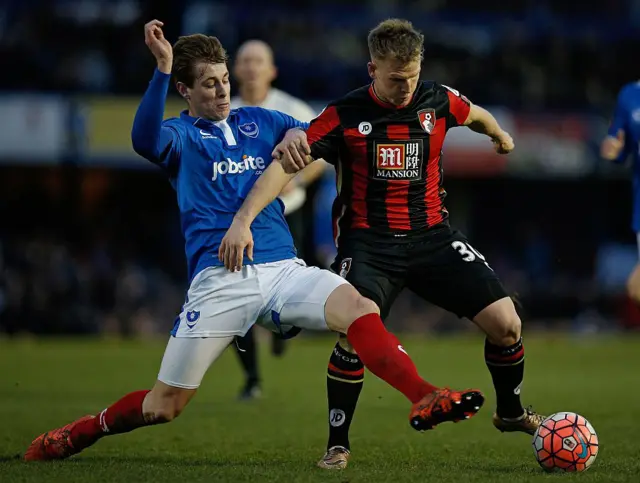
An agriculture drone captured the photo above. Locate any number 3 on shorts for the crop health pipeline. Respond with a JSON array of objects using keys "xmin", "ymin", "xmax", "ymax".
[{"xmin": 451, "ymin": 241, "xmax": 492, "ymax": 270}]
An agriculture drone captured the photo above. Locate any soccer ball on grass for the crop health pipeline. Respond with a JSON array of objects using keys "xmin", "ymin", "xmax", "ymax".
[{"xmin": 532, "ymin": 412, "xmax": 598, "ymax": 472}]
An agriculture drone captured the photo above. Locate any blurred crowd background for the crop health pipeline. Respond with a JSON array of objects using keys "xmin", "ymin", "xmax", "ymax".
[{"xmin": 1, "ymin": 0, "xmax": 639, "ymax": 337}]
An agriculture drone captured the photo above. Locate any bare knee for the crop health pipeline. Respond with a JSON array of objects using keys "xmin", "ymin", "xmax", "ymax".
[
  {"xmin": 325, "ymin": 285, "xmax": 379, "ymax": 333},
  {"xmin": 475, "ymin": 297, "xmax": 521, "ymax": 346},
  {"xmin": 495, "ymin": 314, "xmax": 521, "ymax": 346},
  {"xmin": 337, "ymin": 333, "xmax": 356, "ymax": 354},
  {"xmin": 628, "ymin": 286, "xmax": 640, "ymax": 304},
  {"xmin": 627, "ymin": 266, "xmax": 640, "ymax": 303},
  {"xmin": 143, "ymin": 381, "xmax": 195, "ymax": 424}
]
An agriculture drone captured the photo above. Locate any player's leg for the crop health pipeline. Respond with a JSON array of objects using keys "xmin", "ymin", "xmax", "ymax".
[
  {"xmin": 321, "ymin": 283, "xmax": 439, "ymax": 401},
  {"xmin": 407, "ymin": 229, "xmax": 545, "ymax": 435},
  {"xmin": 263, "ymin": 259, "xmax": 434, "ymax": 402},
  {"xmin": 626, "ymin": 236, "xmax": 640, "ymax": 303},
  {"xmin": 234, "ymin": 327, "xmax": 262, "ymax": 400},
  {"xmin": 262, "ymin": 259, "xmax": 478, "ymax": 444},
  {"xmin": 473, "ymin": 297, "xmax": 546, "ymax": 434},
  {"xmin": 320, "ymin": 249, "xmax": 404, "ymax": 467},
  {"xmin": 271, "ymin": 330, "xmax": 286, "ymax": 357},
  {"xmin": 25, "ymin": 266, "xmax": 262, "ymax": 461},
  {"xmin": 627, "ymin": 265, "xmax": 640, "ymax": 303},
  {"xmin": 24, "ymin": 336, "xmax": 233, "ymax": 461},
  {"xmin": 318, "ymin": 333, "xmax": 359, "ymax": 469}
]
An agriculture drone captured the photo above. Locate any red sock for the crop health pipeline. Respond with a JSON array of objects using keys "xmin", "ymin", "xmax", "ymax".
[
  {"xmin": 346, "ymin": 314, "xmax": 437, "ymax": 403},
  {"xmin": 69, "ymin": 390, "xmax": 150, "ymax": 449}
]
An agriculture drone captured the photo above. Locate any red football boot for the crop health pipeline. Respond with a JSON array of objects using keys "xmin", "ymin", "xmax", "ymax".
[
  {"xmin": 409, "ymin": 388, "xmax": 485, "ymax": 431},
  {"xmin": 24, "ymin": 415, "xmax": 95, "ymax": 461}
]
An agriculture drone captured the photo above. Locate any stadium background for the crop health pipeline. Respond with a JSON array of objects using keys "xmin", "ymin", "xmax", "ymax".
[
  {"xmin": 2, "ymin": 2, "xmax": 640, "ymax": 482},
  {"xmin": 1, "ymin": 0, "xmax": 638, "ymax": 337}
]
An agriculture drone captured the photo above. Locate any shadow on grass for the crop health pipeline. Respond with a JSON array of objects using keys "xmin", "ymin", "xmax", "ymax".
[
  {"xmin": 14, "ymin": 454, "xmax": 299, "ymax": 469},
  {"xmin": 0, "ymin": 454, "xmax": 22, "ymax": 462}
]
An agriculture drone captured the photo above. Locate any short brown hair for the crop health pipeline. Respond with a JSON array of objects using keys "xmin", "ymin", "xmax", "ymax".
[
  {"xmin": 172, "ymin": 34, "xmax": 228, "ymax": 87},
  {"xmin": 367, "ymin": 19, "xmax": 424, "ymax": 62}
]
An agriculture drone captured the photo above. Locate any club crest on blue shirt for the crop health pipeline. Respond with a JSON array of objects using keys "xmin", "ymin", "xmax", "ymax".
[{"xmin": 239, "ymin": 122, "xmax": 259, "ymax": 138}]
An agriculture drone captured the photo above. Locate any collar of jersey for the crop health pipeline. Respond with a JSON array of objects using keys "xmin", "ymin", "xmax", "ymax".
[
  {"xmin": 368, "ymin": 84, "xmax": 414, "ymax": 110},
  {"xmin": 179, "ymin": 110, "xmax": 242, "ymax": 150}
]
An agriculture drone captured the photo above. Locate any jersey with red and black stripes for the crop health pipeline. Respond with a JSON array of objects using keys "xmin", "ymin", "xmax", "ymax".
[{"xmin": 307, "ymin": 80, "xmax": 470, "ymax": 242}]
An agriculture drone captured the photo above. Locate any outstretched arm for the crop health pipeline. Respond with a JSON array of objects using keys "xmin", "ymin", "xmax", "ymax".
[
  {"xmin": 442, "ymin": 85, "xmax": 513, "ymax": 155},
  {"xmin": 600, "ymin": 129, "xmax": 627, "ymax": 162},
  {"xmin": 601, "ymin": 90, "xmax": 630, "ymax": 162},
  {"xmin": 463, "ymin": 104, "xmax": 514, "ymax": 154},
  {"xmin": 131, "ymin": 20, "xmax": 180, "ymax": 168},
  {"xmin": 131, "ymin": 70, "xmax": 178, "ymax": 162}
]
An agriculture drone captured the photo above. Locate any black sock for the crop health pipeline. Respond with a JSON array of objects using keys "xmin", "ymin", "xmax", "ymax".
[
  {"xmin": 484, "ymin": 337, "xmax": 525, "ymax": 419},
  {"xmin": 271, "ymin": 331, "xmax": 286, "ymax": 357},
  {"xmin": 326, "ymin": 342, "xmax": 364, "ymax": 451},
  {"xmin": 235, "ymin": 326, "xmax": 259, "ymax": 387}
]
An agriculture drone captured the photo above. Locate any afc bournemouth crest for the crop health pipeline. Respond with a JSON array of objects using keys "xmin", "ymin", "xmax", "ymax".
[
  {"xmin": 338, "ymin": 258, "xmax": 352, "ymax": 279},
  {"xmin": 418, "ymin": 109, "xmax": 436, "ymax": 134}
]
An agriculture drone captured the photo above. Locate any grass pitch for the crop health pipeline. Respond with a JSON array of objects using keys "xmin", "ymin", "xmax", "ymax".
[{"xmin": 0, "ymin": 333, "xmax": 638, "ymax": 482}]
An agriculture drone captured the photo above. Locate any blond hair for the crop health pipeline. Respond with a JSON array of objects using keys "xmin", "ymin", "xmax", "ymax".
[{"xmin": 367, "ymin": 19, "xmax": 424, "ymax": 62}]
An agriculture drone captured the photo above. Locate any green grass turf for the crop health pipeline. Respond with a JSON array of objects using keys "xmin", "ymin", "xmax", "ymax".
[{"xmin": 0, "ymin": 333, "xmax": 638, "ymax": 482}]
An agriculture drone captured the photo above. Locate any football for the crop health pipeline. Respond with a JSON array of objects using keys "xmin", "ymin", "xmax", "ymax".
[{"xmin": 532, "ymin": 412, "xmax": 599, "ymax": 472}]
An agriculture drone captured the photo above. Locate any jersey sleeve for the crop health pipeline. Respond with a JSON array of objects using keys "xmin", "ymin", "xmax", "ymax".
[
  {"xmin": 307, "ymin": 105, "xmax": 343, "ymax": 165},
  {"xmin": 439, "ymin": 84, "xmax": 471, "ymax": 129},
  {"xmin": 131, "ymin": 69, "xmax": 182, "ymax": 174},
  {"xmin": 156, "ymin": 124, "xmax": 183, "ymax": 173},
  {"xmin": 270, "ymin": 110, "xmax": 310, "ymax": 143},
  {"xmin": 608, "ymin": 89, "xmax": 629, "ymax": 137},
  {"xmin": 607, "ymin": 88, "xmax": 634, "ymax": 163}
]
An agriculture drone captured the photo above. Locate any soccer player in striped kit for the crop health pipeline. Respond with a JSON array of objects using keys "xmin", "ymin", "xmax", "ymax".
[{"xmin": 227, "ymin": 18, "xmax": 547, "ymax": 470}]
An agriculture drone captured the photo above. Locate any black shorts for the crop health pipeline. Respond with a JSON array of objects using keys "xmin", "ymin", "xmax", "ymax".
[{"xmin": 331, "ymin": 225, "xmax": 508, "ymax": 321}]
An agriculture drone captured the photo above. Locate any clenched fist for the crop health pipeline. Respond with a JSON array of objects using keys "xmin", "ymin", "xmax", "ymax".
[{"xmin": 492, "ymin": 131, "xmax": 514, "ymax": 155}]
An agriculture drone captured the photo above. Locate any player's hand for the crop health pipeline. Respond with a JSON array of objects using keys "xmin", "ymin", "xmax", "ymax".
[
  {"xmin": 272, "ymin": 128, "xmax": 312, "ymax": 173},
  {"xmin": 218, "ymin": 219, "xmax": 254, "ymax": 272},
  {"xmin": 600, "ymin": 129, "xmax": 625, "ymax": 160},
  {"xmin": 144, "ymin": 20, "xmax": 173, "ymax": 74},
  {"xmin": 492, "ymin": 131, "xmax": 514, "ymax": 155}
]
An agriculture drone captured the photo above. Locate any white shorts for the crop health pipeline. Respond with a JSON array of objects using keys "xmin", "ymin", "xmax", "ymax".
[
  {"xmin": 157, "ymin": 258, "xmax": 348, "ymax": 388},
  {"xmin": 171, "ymin": 258, "xmax": 347, "ymax": 337}
]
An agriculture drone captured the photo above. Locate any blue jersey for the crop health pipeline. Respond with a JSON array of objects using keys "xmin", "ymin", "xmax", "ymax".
[
  {"xmin": 608, "ymin": 81, "xmax": 640, "ymax": 232},
  {"xmin": 131, "ymin": 69, "xmax": 308, "ymax": 282}
]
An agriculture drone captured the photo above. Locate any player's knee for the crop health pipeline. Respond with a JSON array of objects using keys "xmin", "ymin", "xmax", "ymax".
[
  {"xmin": 627, "ymin": 283, "xmax": 640, "ymax": 304},
  {"xmin": 627, "ymin": 268, "xmax": 640, "ymax": 303},
  {"xmin": 325, "ymin": 285, "xmax": 380, "ymax": 333},
  {"xmin": 492, "ymin": 313, "xmax": 521, "ymax": 346},
  {"xmin": 478, "ymin": 298, "xmax": 521, "ymax": 346},
  {"xmin": 143, "ymin": 384, "xmax": 193, "ymax": 424},
  {"xmin": 147, "ymin": 404, "xmax": 181, "ymax": 424},
  {"xmin": 337, "ymin": 332, "xmax": 356, "ymax": 354},
  {"xmin": 351, "ymin": 294, "xmax": 380, "ymax": 320}
]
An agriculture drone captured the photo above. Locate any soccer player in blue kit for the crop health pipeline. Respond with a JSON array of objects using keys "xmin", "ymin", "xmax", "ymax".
[
  {"xmin": 601, "ymin": 81, "xmax": 640, "ymax": 305},
  {"xmin": 24, "ymin": 21, "xmax": 485, "ymax": 461}
]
